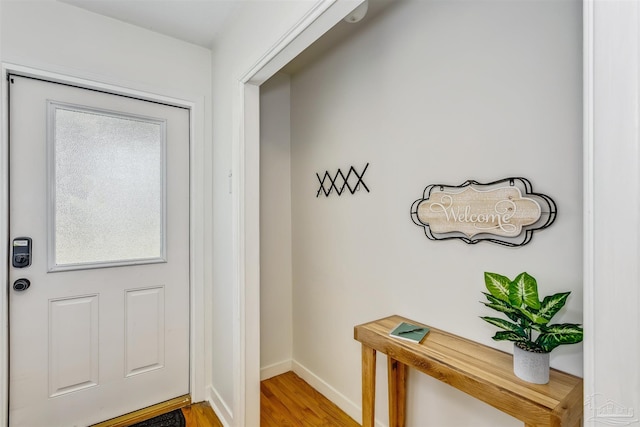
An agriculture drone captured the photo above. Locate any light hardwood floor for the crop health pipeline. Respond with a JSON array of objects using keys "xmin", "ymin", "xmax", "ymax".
[
  {"xmin": 260, "ymin": 371, "xmax": 359, "ymax": 427},
  {"xmin": 181, "ymin": 402, "xmax": 225, "ymax": 427},
  {"xmin": 185, "ymin": 371, "xmax": 359, "ymax": 426}
]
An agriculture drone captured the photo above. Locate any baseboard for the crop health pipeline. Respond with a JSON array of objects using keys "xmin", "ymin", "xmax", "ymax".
[
  {"xmin": 291, "ymin": 360, "xmax": 385, "ymax": 427},
  {"xmin": 207, "ymin": 384, "xmax": 232, "ymax": 427},
  {"xmin": 260, "ymin": 359, "xmax": 293, "ymax": 380}
]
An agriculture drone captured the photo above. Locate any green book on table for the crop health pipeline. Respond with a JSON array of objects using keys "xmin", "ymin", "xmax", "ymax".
[{"xmin": 389, "ymin": 321, "xmax": 430, "ymax": 343}]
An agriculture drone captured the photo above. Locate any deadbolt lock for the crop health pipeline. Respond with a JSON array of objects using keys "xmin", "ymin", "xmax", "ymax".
[{"xmin": 13, "ymin": 278, "xmax": 30, "ymax": 292}]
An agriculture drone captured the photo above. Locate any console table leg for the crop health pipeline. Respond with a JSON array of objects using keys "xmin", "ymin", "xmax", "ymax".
[
  {"xmin": 388, "ymin": 357, "xmax": 407, "ymax": 427},
  {"xmin": 362, "ymin": 345, "xmax": 376, "ymax": 427}
]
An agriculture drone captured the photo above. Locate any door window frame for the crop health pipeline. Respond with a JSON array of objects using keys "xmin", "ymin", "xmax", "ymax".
[{"xmin": 46, "ymin": 100, "xmax": 168, "ymax": 272}]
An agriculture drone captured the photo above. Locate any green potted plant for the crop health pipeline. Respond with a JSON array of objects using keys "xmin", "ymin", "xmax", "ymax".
[{"xmin": 480, "ymin": 271, "xmax": 583, "ymax": 384}]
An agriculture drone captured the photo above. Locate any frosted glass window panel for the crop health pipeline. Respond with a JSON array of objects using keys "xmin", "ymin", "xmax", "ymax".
[{"xmin": 50, "ymin": 104, "xmax": 166, "ymax": 269}]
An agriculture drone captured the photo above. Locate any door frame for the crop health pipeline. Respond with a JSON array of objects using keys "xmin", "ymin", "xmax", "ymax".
[
  {"xmin": 0, "ymin": 63, "xmax": 207, "ymax": 426},
  {"xmin": 583, "ymin": 1, "xmax": 640, "ymax": 425},
  {"xmin": 230, "ymin": 1, "xmax": 367, "ymax": 424}
]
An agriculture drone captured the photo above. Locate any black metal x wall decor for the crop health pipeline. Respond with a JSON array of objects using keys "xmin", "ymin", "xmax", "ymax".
[{"xmin": 316, "ymin": 163, "xmax": 370, "ymax": 197}]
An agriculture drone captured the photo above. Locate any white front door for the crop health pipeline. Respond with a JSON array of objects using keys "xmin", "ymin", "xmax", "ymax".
[{"xmin": 8, "ymin": 75, "xmax": 190, "ymax": 427}]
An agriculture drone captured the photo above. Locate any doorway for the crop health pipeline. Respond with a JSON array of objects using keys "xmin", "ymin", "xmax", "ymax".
[{"xmin": 242, "ymin": 0, "xmax": 586, "ymax": 425}]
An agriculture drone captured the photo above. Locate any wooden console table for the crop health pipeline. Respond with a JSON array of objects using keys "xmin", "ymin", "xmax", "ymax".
[{"xmin": 354, "ymin": 315, "xmax": 583, "ymax": 427}]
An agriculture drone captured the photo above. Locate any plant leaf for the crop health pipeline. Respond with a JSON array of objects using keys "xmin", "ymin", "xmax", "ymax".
[
  {"xmin": 536, "ymin": 292, "xmax": 570, "ymax": 322},
  {"xmin": 481, "ymin": 293, "xmax": 521, "ymax": 323},
  {"xmin": 509, "ymin": 272, "xmax": 540, "ymax": 309},
  {"xmin": 519, "ymin": 306, "xmax": 549, "ymax": 325},
  {"xmin": 480, "ymin": 316, "xmax": 527, "ymax": 337},
  {"xmin": 535, "ymin": 323, "xmax": 583, "ymax": 352},
  {"xmin": 492, "ymin": 331, "xmax": 529, "ymax": 343},
  {"xmin": 484, "ymin": 272, "xmax": 511, "ymax": 303}
]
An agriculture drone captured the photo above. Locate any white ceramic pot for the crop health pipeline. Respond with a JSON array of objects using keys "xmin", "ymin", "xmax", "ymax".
[{"xmin": 513, "ymin": 343, "xmax": 550, "ymax": 384}]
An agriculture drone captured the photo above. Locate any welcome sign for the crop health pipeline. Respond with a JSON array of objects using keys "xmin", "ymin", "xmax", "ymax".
[{"xmin": 411, "ymin": 178, "xmax": 556, "ymax": 247}]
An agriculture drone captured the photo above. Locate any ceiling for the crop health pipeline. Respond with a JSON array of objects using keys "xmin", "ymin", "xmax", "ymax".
[
  {"xmin": 56, "ymin": 0, "xmax": 394, "ymax": 74},
  {"xmin": 58, "ymin": 0, "xmax": 240, "ymax": 48}
]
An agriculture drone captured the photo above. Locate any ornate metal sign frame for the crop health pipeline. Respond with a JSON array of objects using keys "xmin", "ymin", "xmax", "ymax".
[{"xmin": 410, "ymin": 177, "xmax": 557, "ymax": 247}]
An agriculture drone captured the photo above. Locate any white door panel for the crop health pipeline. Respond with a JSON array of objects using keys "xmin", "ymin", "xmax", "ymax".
[{"xmin": 8, "ymin": 75, "xmax": 190, "ymax": 427}]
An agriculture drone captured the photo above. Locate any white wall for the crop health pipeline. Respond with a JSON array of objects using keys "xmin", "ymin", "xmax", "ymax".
[
  {"xmin": 0, "ymin": 1, "xmax": 212, "ymax": 100},
  {"xmin": 275, "ymin": 1, "xmax": 582, "ymax": 425},
  {"xmin": 260, "ymin": 73, "xmax": 293, "ymax": 378}
]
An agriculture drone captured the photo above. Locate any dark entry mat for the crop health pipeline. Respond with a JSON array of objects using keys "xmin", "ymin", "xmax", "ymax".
[{"xmin": 130, "ymin": 409, "xmax": 186, "ymax": 427}]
